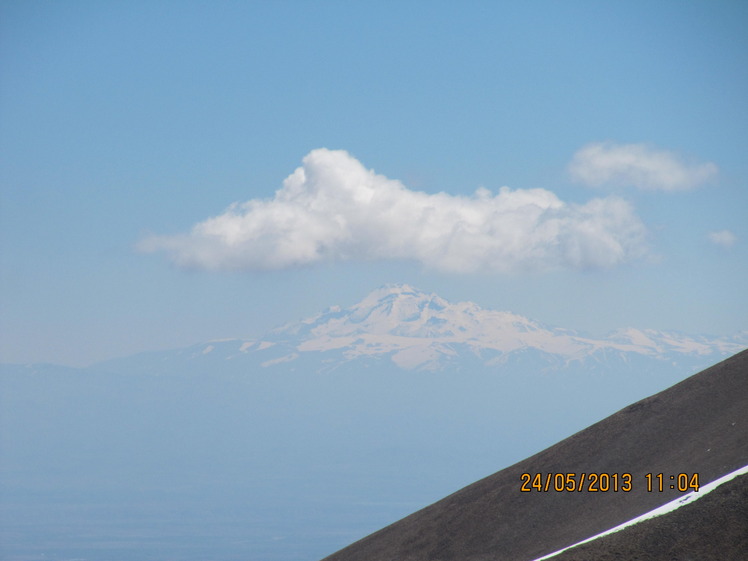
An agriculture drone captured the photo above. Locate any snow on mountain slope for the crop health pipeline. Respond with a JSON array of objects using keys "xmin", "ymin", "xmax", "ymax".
[
  {"xmin": 531, "ymin": 464, "xmax": 748, "ymax": 561},
  {"xmin": 226, "ymin": 284, "xmax": 746, "ymax": 371}
]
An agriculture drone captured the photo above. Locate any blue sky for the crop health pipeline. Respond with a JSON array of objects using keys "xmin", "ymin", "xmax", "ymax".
[{"xmin": 1, "ymin": 0, "xmax": 746, "ymax": 366}]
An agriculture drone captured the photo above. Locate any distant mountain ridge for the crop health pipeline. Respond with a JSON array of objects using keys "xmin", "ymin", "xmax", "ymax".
[
  {"xmin": 128, "ymin": 283, "xmax": 744, "ymax": 374},
  {"xmin": 277, "ymin": 283, "xmax": 745, "ymax": 367}
]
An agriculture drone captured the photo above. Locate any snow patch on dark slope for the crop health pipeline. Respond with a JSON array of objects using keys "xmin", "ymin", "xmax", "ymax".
[
  {"xmin": 320, "ymin": 349, "xmax": 748, "ymax": 561},
  {"xmin": 532, "ymin": 464, "xmax": 748, "ymax": 560}
]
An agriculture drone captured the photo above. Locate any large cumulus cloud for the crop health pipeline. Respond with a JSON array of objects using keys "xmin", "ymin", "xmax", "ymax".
[{"xmin": 139, "ymin": 149, "xmax": 649, "ymax": 273}]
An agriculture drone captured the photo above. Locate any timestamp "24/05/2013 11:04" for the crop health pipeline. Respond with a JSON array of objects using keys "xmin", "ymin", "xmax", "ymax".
[{"xmin": 520, "ymin": 472, "xmax": 700, "ymax": 493}]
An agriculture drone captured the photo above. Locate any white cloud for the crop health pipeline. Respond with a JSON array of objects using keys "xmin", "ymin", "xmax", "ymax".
[
  {"xmin": 140, "ymin": 148, "xmax": 649, "ymax": 273},
  {"xmin": 708, "ymin": 230, "xmax": 737, "ymax": 247},
  {"xmin": 568, "ymin": 142, "xmax": 718, "ymax": 191}
]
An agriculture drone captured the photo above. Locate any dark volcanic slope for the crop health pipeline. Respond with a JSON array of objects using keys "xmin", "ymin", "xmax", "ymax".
[
  {"xmin": 549, "ymin": 472, "xmax": 748, "ymax": 561},
  {"xmin": 321, "ymin": 349, "xmax": 748, "ymax": 561}
]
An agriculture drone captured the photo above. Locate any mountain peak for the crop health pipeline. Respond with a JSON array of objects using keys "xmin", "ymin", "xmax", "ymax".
[
  {"xmin": 352, "ymin": 283, "xmax": 449, "ymax": 321},
  {"xmin": 356, "ymin": 282, "xmax": 437, "ymax": 304}
]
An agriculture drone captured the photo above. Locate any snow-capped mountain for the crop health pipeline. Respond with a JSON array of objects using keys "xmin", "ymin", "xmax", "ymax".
[{"xmin": 180, "ymin": 283, "xmax": 745, "ymax": 372}]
